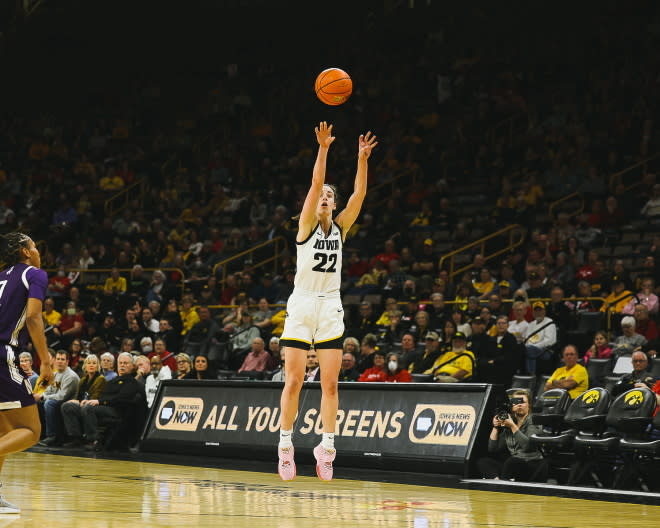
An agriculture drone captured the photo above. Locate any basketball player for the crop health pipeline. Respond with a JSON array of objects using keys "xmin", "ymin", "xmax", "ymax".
[
  {"xmin": 277, "ymin": 122, "xmax": 377, "ymax": 481},
  {"xmin": 0, "ymin": 233, "xmax": 53, "ymax": 513}
]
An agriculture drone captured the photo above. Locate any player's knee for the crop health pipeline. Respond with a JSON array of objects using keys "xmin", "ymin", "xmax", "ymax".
[
  {"xmin": 29, "ymin": 422, "xmax": 41, "ymax": 444},
  {"xmin": 283, "ymin": 375, "xmax": 304, "ymax": 393},
  {"xmin": 321, "ymin": 379, "xmax": 338, "ymax": 396}
]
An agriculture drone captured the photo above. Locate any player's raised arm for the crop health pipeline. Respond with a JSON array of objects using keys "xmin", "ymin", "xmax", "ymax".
[
  {"xmin": 336, "ymin": 131, "xmax": 378, "ymax": 235},
  {"xmin": 298, "ymin": 122, "xmax": 335, "ymax": 239}
]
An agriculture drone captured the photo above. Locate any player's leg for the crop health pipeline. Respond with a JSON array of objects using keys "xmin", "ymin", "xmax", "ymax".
[
  {"xmin": 276, "ymin": 344, "xmax": 307, "ymax": 481},
  {"xmin": 0, "ymin": 406, "xmax": 41, "ymax": 457},
  {"xmin": 313, "ymin": 345, "xmax": 342, "ymax": 481},
  {"xmin": 316, "ymin": 347, "xmax": 342, "ymax": 437},
  {"xmin": 0, "ymin": 406, "xmax": 41, "ymax": 513},
  {"xmin": 279, "ymin": 346, "xmax": 307, "ymax": 433}
]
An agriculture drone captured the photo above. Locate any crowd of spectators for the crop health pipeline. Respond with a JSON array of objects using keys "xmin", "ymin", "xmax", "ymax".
[{"xmin": 2, "ymin": 3, "xmax": 660, "ymax": 457}]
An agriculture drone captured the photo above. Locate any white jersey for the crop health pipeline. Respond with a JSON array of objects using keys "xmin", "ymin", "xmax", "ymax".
[{"xmin": 294, "ymin": 221, "xmax": 343, "ymax": 294}]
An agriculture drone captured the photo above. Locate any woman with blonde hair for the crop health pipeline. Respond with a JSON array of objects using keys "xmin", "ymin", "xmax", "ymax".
[
  {"xmin": 508, "ymin": 289, "xmax": 532, "ymax": 322},
  {"xmin": 342, "ymin": 337, "xmax": 360, "ymax": 356},
  {"xmin": 60, "ymin": 354, "xmax": 106, "ymax": 447},
  {"xmin": 174, "ymin": 352, "xmax": 194, "ymax": 379}
]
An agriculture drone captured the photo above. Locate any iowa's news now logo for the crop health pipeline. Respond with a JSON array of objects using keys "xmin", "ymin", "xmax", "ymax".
[
  {"xmin": 156, "ymin": 397, "xmax": 204, "ymax": 431},
  {"xmin": 408, "ymin": 404, "xmax": 476, "ymax": 445}
]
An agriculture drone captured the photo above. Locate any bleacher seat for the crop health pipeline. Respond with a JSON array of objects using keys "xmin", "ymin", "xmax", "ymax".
[
  {"xmin": 649, "ymin": 357, "xmax": 660, "ymax": 379},
  {"xmin": 362, "ymin": 293, "xmax": 382, "ymax": 306},
  {"xmin": 531, "ymin": 388, "xmax": 572, "ymax": 433},
  {"xmin": 615, "ymin": 410, "xmax": 660, "ymax": 491},
  {"xmin": 565, "ymin": 312, "xmax": 603, "ymax": 353},
  {"xmin": 571, "ymin": 387, "xmax": 655, "ymax": 487},
  {"xmin": 602, "ymin": 375, "xmax": 624, "ymax": 394},
  {"xmin": 411, "ymin": 374, "xmax": 433, "ymax": 383},
  {"xmin": 342, "ymin": 294, "xmax": 361, "ymax": 306},
  {"xmin": 586, "ymin": 358, "xmax": 613, "ymax": 388},
  {"xmin": 531, "ymin": 375, "xmax": 551, "ymax": 411},
  {"xmin": 510, "ymin": 374, "xmax": 537, "ymax": 393},
  {"xmin": 530, "ymin": 387, "xmax": 611, "ymax": 484}
]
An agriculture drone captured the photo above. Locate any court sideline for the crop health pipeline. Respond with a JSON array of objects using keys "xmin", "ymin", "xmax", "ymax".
[{"xmin": 0, "ymin": 451, "xmax": 657, "ymax": 527}]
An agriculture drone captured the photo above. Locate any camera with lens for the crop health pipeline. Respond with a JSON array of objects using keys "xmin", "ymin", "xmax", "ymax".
[{"xmin": 495, "ymin": 397, "xmax": 525, "ymax": 421}]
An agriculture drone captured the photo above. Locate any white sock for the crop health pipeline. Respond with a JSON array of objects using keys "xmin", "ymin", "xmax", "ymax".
[
  {"xmin": 279, "ymin": 429, "xmax": 293, "ymax": 449},
  {"xmin": 321, "ymin": 432, "xmax": 335, "ymax": 451}
]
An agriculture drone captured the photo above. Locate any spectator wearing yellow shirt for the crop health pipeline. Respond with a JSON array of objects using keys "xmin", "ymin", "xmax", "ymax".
[
  {"xmin": 103, "ymin": 267, "xmax": 127, "ymax": 296},
  {"xmin": 425, "ymin": 332, "xmax": 475, "ymax": 382},
  {"xmin": 375, "ymin": 297, "xmax": 400, "ymax": 326},
  {"xmin": 473, "ymin": 268, "xmax": 496, "ymax": 300},
  {"xmin": 28, "ymin": 138, "xmax": 49, "ymax": 160},
  {"xmin": 600, "ymin": 278, "xmax": 633, "ymax": 315},
  {"xmin": 179, "ymin": 295, "xmax": 200, "ymax": 335},
  {"xmin": 42, "ymin": 297, "xmax": 62, "ymax": 327},
  {"xmin": 99, "ymin": 168, "xmax": 125, "ymax": 191},
  {"xmin": 73, "ymin": 154, "xmax": 96, "ymax": 178},
  {"xmin": 543, "ymin": 345, "xmax": 589, "ymax": 399},
  {"xmin": 269, "ymin": 308, "xmax": 287, "ymax": 338}
]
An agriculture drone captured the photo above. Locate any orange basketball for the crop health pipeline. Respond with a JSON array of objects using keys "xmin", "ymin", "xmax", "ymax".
[{"xmin": 315, "ymin": 68, "xmax": 352, "ymax": 106}]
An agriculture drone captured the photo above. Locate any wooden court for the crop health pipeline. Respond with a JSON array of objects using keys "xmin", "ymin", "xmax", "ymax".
[{"xmin": 0, "ymin": 451, "xmax": 658, "ymax": 527}]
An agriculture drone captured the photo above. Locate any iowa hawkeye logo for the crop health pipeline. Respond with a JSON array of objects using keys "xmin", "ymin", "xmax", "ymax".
[{"xmin": 156, "ymin": 397, "xmax": 204, "ymax": 431}]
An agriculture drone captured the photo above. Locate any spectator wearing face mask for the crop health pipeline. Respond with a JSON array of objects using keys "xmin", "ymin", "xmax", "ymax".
[
  {"xmin": 58, "ymin": 301, "xmax": 85, "ymax": 348},
  {"xmin": 383, "ymin": 352, "xmax": 412, "ymax": 382}
]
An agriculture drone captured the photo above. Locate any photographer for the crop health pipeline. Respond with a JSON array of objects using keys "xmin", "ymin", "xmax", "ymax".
[{"xmin": 476, "ymin": 390, "xmax": 547, "ymax": 482}]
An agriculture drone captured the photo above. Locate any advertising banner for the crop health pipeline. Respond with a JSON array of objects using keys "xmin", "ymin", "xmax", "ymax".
[{"xmin": 141, "ymin": 380, "xmax": 501, "ymax": 474}]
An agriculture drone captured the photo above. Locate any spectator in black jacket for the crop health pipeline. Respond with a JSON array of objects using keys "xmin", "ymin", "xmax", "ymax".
[
  {"xmin": 94, "ymin": 312, "xmax": 123, "ymax": 354},
  {"xmin": 80, "ymin": 352, "xmax": 146, "ymax": 451},
  {"xmin": 477, "ymin": 315, "xmax": 518, "ymax": 388},
  {"xmin": 467, "ymin": 317, "xmax": 491, "ymax": 361},
  {"xmin": 183, "ymin": 305, "xmax": 221, "ymax": 358},
  {"xmin": 339, "ymin": 352, "xmax": 360, "ymax": 381}
]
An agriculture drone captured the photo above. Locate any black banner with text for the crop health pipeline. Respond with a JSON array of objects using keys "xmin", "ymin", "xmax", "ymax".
[{"xmin": 141, "ymin": 380, "xmax": 502, "ymax": 474}]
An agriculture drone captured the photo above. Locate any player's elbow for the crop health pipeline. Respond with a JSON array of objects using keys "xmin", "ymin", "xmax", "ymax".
[{"xmin": 25, "ymin": 313, "xmax": 42, "ymax": 328}]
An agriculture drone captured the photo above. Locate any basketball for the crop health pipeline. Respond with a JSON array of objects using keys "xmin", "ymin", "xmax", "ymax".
[{"xmin": 314, "ymin": 68, "xmax": 352, "ymax": 106}]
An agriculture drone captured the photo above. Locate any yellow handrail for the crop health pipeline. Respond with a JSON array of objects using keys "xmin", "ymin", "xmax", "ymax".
[
  {"xmin": 212, "ymin": 236, "xmax": 289, "ymax": 286},
  {"xmin": 103, "ymin": 179, "xmax": 146, "ymax": 217},
  {"xmin": 43, "ymin": 267, "xmax": 187, "ymax": 296},
  {"xmin": 610, "ymin": 150, "xmax": 660, "ymax": 191},
  {"xmin": 487, "ymin": 113, "xmax": 527, "ymax": 145},
  {"xmin": 548, "ymin": 192, "xmax": 585, "ymax": 219},
  {"xmin": 438, "ymin": 224, "xmax": 526, "ymax": 282},
  {"xmin": 370, "ymin": 166, "xmax": 420, "ymax": 207}
]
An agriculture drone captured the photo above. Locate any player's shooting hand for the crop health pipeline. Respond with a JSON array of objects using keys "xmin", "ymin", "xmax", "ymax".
[
  {"xmin": 315, "ymin": 121, "xmax": 335, "ymax": 148},
  {"xmin": 358, "ymin": 131, "xmax": 378, "ymax": 160}
]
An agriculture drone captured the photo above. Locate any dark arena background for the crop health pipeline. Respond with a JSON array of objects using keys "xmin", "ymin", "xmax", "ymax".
[{"xmin": 0, "ymin": 0, "xmax": 660, "ymax": 526}]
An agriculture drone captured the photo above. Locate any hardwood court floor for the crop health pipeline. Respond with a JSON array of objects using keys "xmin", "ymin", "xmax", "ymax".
[{"xmin": 0, "ymin": 451, "xmax": 658, "ymax": 528}]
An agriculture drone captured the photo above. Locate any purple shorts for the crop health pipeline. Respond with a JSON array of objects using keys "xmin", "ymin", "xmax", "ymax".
[{"xmin": 0, "ymin": 344, "xmax": 35, "ymax": 410}]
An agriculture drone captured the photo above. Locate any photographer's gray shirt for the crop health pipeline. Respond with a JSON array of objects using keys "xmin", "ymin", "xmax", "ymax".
[{"xmin": 489, "ymin": 415, "xmax": 544, "ymax": 460}]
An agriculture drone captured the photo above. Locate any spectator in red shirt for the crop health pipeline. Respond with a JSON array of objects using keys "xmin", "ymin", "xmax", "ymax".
[
  {"xmin": 358, "ymin": 349, "xmax": 388, "ymax": 382},
  {"xmin": 237, "ymin": 337, "xmax": 270, "ymax": 379},
  {"xmin": 59, "ymin": 300, "xmax": 85, "ymax": 348},
  {"xmin": 147, "ymin": 338, "xmax": 177, "ymax": 372},
  {"xmin": 383, "ymin": 352, "xmax": 412, "ymax": 382},
  {"xmin": 633, "ymin": 304, "xmax": 659, "ymax": 342},
  {"xmin": 47, "ymin": 266, "xmax": 71, "ymax": 298},
  {"xmin": 369, "ymin": 239, "xmax": 400, "ymax": 269},
  {"xmin": 346, "ymin": 252, "xmax": 369, "ymax": 279}
]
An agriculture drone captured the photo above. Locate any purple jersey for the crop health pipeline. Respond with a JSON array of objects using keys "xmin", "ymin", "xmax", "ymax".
[{"xmin": 0, "ymin": 263, "xmax": 47, "ymax": 348}]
